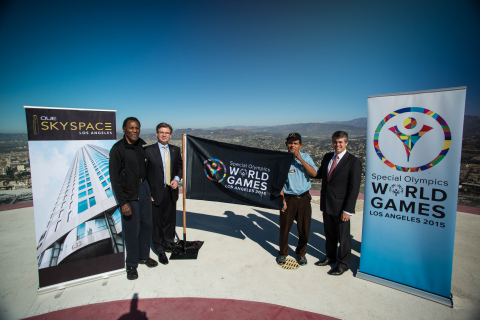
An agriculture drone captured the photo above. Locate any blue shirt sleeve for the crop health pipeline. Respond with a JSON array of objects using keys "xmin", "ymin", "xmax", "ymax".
[{"xmin": 301, "ymin": 152, "xmax": 318, "ymax": 172}]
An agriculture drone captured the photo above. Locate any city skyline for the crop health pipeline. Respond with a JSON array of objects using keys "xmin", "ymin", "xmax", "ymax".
[{"xmin": 1, "ymin": 0, "xmax": 479, "ymax": 133}]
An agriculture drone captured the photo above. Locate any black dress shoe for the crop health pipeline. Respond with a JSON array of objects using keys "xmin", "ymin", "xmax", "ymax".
[
  {"xmin": 139, "ymin": 257, "xmax": 158, "ymax": 268},
  {"xmin": 126, "ymin": 266, "xmax": 138, "ymax": 280},
  {"xmin": 314, "ymin": 257, "xmax": 336, "ymax": 266},
  {"xmin": 328, "ymin": 265, "xmax": 347, "ymax": 276},
  {"xmin": 158, "ymin": 252, "xmax": 169, "ymax": 265},
  {"xmin": 164, "ymin": 244, "xmax": 174, "ymax": 253}
]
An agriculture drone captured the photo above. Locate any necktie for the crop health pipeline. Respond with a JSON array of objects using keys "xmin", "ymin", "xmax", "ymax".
[
  {"xmin": 327, "ymin": 155, "xmax": 338, "ymax": 182},
  {"xmin": 164, "ymin": 146, "xmax": 171, "ymax": 185}
]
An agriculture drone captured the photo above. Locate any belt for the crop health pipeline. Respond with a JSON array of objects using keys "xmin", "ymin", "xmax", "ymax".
[
  {"xmin": 284, "ymin": 191, "xmax": 309, "ymax": 198},
  {"xmin": 139, "ymin": 177, "xmax": 146, "ymax": 183}
]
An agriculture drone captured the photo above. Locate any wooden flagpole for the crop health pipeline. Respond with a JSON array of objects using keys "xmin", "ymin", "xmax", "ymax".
[{"xmin": 170, "ymin": 133, "xmax": 203, "ymax": 259}]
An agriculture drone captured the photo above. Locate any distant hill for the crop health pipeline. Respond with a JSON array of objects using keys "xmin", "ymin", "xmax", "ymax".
[
  {"xmin": 324, "ymin": 118, "xmax": 367, "ymax": 128},
  {"xmin": 200, "ymin": 115, "xmax": 480, "ymax": 138},
  {"xmin": 172, "ymin": 128, "xmax": 283, "ymax": 140},
  {"xmin": 245, "ymin": 123, "xmax": 366, "ymax": 137},
  {"xmin": 463, "ymin": 115, "xmax": 480, "ymax": 137},
  {"xmin": 206, "ymin": 117, "xmax": 368, "ymax": 132},
  {"xmin": 206, "ymin": 125, "xmax": 266, "ymax": 131},
  {"xmin": 116, "ymin": 128, "xmax": 156, "ymax": 137},
  {"xmin": 204, "ymin": 118, "xmax": 368, "ymax": 137}
]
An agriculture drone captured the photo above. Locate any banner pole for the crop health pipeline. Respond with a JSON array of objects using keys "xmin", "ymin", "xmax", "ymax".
[
  {"xmin": 182, "ymin": 134, "xmax": 187, "ymax": 254},
  {"xmin": 170, "ymin": 133, "xmax": 203, "ymax": 260}
]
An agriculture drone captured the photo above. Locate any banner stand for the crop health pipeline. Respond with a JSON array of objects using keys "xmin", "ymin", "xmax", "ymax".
[
  {"xmin": 358, "ymin": 87, "xmax": 466, "ymax": 306},
  {"xmin": 356, "ymin": 271, "xmax": 453, "ymax": 307},
  {"xmin": 26, "ymin": 106, "xmax": 125, "ymax": 290},
  {"xmin": 170, "ymin": 134, "xmax": 204, "ymax": 260},
  {"xmin": 38, "ymin": 269, "xmax": 125, "ymax": 295}
]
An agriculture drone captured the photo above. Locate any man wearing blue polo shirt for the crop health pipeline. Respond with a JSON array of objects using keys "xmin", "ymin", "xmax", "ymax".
[{"xmin": 278, "ymin": 133, "xmax": 318, "ymax": 266}]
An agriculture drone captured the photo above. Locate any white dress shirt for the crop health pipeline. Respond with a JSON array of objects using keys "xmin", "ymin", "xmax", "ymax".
[{"xmin": 158, "ymin": 142, "xmax": 180, "ymax": 184}]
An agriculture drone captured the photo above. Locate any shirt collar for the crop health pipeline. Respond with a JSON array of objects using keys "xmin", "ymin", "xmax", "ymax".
[
  {"xmin": 157, "ymin": 142, "xmax": 169, "ymax": 150},
  {"xmin": 123, "ymin": 135, "xmax": 146, "ymax": 148},
  {"xmin": 334, "ymin": 149, "xmax": 347, "ymax": 160}
]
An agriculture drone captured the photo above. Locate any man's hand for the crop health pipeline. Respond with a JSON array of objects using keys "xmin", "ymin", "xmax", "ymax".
[
  {"xmin": 170, "ymin": 179, "xmax": 178, "ymax": 189},
  {"xmin": 341, "ymin": 212, "xmax": 351, "ymax": 222},
  {"xmin": 281, "ymin": 200, "xmax": 287, "ymax": 212},
  {"xmin": 121, "ymin": 203, "xmax": 132, "ymax": 216},
  {"xmin": 292, "ymin": 150, "xmax": 302, "ymax": 161},
  {"xmin": 151, "ymin": 197, "xmax": 154, "ymax": 202},
  {"xmin": 292, "ymin": 151, "xmax": 317, "ymax": 177}
]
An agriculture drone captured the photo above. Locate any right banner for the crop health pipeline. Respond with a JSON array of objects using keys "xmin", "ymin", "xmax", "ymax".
[{"xmin": 358, "ymin": 87, "xmax": 466, "ymax": 305}]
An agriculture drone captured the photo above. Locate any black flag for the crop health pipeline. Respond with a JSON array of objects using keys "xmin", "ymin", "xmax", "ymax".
[{"xmin": 186, "ymin": 135, "xmax": 293, "ymax": 210}]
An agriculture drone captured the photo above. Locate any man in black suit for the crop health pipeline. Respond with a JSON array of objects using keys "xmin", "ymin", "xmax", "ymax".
[
  {"xmin": 145, "ymin": 123, "xmax": 182, "ymax": 265},
  {"xmin": 315, "ymin": 131, "xmax": 361, "ymax": 276}
]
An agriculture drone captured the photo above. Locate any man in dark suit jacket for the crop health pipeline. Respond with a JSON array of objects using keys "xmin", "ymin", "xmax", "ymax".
[
  {"xmin": 315, "ymin": 131, "xmax": 361, "ymax": 276},
  {"xmin": 145, "ymin": 122, "xmax": 182, "ymax": 265}
]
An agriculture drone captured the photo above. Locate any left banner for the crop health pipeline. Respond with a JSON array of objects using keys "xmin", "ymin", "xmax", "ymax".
[{"xmin": 25, "ymin": 106, "xmax": 124, "ymax": 289}]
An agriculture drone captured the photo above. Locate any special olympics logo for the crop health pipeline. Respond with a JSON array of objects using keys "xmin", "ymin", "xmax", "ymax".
[
  {"xmin": 389, "ymin": 184, "xmax": 404, "ymax": 196},
  {"xmin": 203, "ymin": 158, "xmax": 227, "ymax": 183},
  {"xmin": 374, "ymin": 107, "xmax": 451, "ymax": 172}
]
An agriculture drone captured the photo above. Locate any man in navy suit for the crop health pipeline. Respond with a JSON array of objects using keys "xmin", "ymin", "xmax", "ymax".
[
  {"xmin": 145, "ymin": 123, "xmax": 182, "ymax": 265},
  {"xmin": 315, "ymin": 131, "xmax": 361, "ymax": 276}
]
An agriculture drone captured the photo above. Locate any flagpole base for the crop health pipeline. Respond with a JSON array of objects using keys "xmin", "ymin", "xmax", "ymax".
[{"xmin": 169, "ymin": 240, "xmax": 204, "ymax": 260}]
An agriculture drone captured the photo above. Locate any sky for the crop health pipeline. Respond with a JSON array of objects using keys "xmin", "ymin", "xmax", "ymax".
[{"xmin": 1, "ymin": 0, "xmax": 479, "ymax": 133}]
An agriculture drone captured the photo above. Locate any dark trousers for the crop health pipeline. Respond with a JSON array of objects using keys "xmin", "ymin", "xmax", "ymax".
[
  {"xmin": 278, "ymin": 193, "xmax": 312, "ymax": 257},
  {"xmin": 121, "ymin": 180, "xmax": 153, "ymax": 268},
  {"xmin": 152, "ymin": 186, "xmax": 176, "ymax": 254},
  {"xmin": 323, "ymin": 211, "xmax": 351, "ymax": 269}
]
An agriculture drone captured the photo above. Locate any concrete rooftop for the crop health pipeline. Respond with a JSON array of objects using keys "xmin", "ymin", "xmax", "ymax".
[{"xmin": 0, "ymin": 196, "xmax": 479, "ymax": 319}]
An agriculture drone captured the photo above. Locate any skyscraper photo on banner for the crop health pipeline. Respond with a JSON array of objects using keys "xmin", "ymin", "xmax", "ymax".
[
  {"xmin": 25, "ymin": 107, "xmax": 124, "ymax": 289},
  {"xmin": 358, "ymin": 87, "xmax": 466, "ymax": 305}
]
